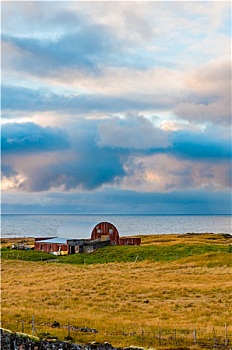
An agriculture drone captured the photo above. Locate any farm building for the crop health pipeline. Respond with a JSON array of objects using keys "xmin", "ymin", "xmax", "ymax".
[{"xmin": 34, "ymin": 221, "xmax": 141, "ymax": 255}]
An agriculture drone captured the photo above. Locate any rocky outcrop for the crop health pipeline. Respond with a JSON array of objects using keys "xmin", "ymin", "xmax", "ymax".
[{"xmin": 0, "ymin": 329, "xmax": 145, "ymax": 350}]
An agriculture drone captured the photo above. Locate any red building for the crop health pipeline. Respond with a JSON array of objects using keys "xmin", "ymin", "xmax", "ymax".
[
  {"xmin": 91, "ymin": 222, "xmax": 119, "ymax": 244},
  {"xmin": 34, "ymin": 221, "xmax": 141, "ymax": 255}
]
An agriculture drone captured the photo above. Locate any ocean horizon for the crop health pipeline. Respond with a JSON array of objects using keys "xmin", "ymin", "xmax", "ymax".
[{"xmin": 1, "ymin": 214, "xmax": 231, "ymax": 238}]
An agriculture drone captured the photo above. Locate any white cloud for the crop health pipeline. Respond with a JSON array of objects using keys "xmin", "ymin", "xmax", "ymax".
[
  {"xmin": 121, "ymin": 153, "xmax": 231, "ymax": 193},
  {"xmin": 97, "ymin": 115, "xmax": 170, "ymax": 150},
  {"xmin": 174, "ymin": 57, "xmax": 231, "ymax": 124}
]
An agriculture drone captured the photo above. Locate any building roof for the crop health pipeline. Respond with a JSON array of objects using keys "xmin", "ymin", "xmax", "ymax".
[
  {"xmin": 57, "ymin": 221, "xmax": 100, "ymax": 239},
  {"xmin": 36, "ymin": 237, "xmax": 68, "ymax": 244}
]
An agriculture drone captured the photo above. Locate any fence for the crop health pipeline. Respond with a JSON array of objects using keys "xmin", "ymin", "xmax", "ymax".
[{"xmin": 1, "ymin": 318, "xmax": 231, "ymax": 349}]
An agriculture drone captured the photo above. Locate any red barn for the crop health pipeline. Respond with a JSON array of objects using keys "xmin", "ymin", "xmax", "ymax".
[
  {"xmin": 91, "ymin": 222, "xmax": 119, "ymax": 245},
  {"xmin": 34, "ymin": 221, "xmax": 141, "ymax": 254}
]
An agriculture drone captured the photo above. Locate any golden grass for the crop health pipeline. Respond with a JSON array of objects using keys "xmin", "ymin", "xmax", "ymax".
[
  {"xmin": 140, "ymin": 233, "xmax": 232, "ymax": 246},
  {"xmin": 0, "ymin": 237, "xmax": 34, "ymax": 249},
  {"xmin": 1, "ymin": 234, "xmax": 232, "ymax": 348},
  {"xmin": 1, "ymin": 255, "xmax": 232, "ymax": 348}
]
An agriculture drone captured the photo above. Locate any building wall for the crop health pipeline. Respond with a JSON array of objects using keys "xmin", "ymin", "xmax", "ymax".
[
  {"xmin": 91, "ymin": 222, "xmax": 119, "ymax": 245},
  {"xmin": 119, "ymin": 237, "xmax": 141, "ymax": 246},
  {"xmin": 35, "ymin": 242, "xmax": 68, "ymax": 254}
]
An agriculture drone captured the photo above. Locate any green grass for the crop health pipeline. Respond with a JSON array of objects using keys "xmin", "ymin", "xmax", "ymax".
[
  {"xmin": 1, "ymin": 243, "xmax": 231, "ymax": 265},
  {"xmin": 0, "ymin": 249, "xmax": 57, "ymax": 261}
]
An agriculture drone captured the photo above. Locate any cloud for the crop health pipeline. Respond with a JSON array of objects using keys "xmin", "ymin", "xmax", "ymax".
[
  {"xmin": 1, "ymin": 117, "xmax": 230, "ymax": 194},
  {"xmin": 21, "ymin": 144, "xmax": 125, "ymax": 192},
  {"xmin": 2, "ymin": 56, "xmax": 230, "ymax": 127},
  {"xmin": 1, "ymin": 122, "xmax": 69, "ymax": 153},
  {"xmin": 1, "ymin": 164, "xmax": 18, "ymax": 178},
  {"xmin": 120, "ymin": 153, "xmax": 231, "ymax": 193},
  {"xmin": 97, "ymin": 115, "xmax": 170, "ymax": 150},
  {"xmin": 1, "ymin": 1, "xmax": 83, "ymax": 40},
  {"xmin": 170, "ymin": 129, "xmax": 231, "ymax": 161},
  {"xmin": 2, "ymin": 2, "xmax": 230, "ymax": 127},
  {"xmin": 174, "ymin": 57, "xmax": 231, "ymax": 124},
  {"xmin": 3, "ymin": 1, "xmax": 230, "ymax": 83},
  {"xmin": 1, "ymin": 188, "xmax": 231, "ymax": 215},
  {"xmin": 2, "ymin": 85, "xmax": 175, "ymax": 116},
  {"xmin": 2, "ymin": 17, "xmax": 159, "ymax": 79},
  {"xmin": 1, "ymin": 164, "xmax": 26, "ymax": 192},
  {"xmin": 1, "ymin": 119, "xmax": 126, "ymax": 192},
  {"xmin": 2, "ymin": 28, "xmax": 111, "ymax": 75},
  {"xmin": 1, "ymin": 1, "xmax": 231, "ymax": 214}
]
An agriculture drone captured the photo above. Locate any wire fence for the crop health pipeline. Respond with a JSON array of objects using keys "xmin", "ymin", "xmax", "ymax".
[{"xmin": 1, "ymin": 318, "xmax": 231, "ymax": 348}]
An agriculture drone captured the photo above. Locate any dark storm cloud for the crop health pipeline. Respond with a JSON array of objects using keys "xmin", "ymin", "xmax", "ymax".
[
  {"xmin": 23, "ymin": 119, "xmax": 126, "ymax": 191},
  {"xmin": 1, "ymin": 119, "xmax": 126, "ymax": 192},
  {"xmin": 170, "ymin": 130, "xmax": 231, "ymax": 161},
  {"xmin": 1, "ymin": 164, "xmax": 18, "ymax": 178},
  {"xmin": 1, "ymin": 189, "xmax": 231, "ymax": 215},
  {"xmin": 23, "ymin": 146, "xmax": 125, "ymax": 192},
  {"xmin": 2, "ymin": 117, "xmax": 231, "ymax": 194},
  {"xmin": 1, "ymin": 122, "xmax": 69, "ymax": 153}
]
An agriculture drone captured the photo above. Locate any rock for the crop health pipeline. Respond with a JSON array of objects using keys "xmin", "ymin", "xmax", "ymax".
[
  {"xmin": 52, "ymin": 321, "xmax": 60, "ymax": 328},
  {"xmin": 0, "ymin": 330, "xmax": 119, "ymax": 350}
]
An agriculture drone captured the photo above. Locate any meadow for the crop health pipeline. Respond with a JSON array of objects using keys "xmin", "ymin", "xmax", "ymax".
[{"xmin": 1, "ymin": 233, "xmax": 232, "ymax": 349}]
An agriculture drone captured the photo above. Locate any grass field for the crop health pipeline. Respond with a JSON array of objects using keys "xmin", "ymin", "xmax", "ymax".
[{"xmin": 1, "ymin": 233, "xmax": 232, "ymax": 349}]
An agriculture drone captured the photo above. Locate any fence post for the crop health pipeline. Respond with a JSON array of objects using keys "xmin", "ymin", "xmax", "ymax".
[
  {"xmin": 32, "ymin": 315, "xmax": 35, "ymax": 336},
  {"xmin": 225, "ymin": 323, "xmax": 228, "ymax": 346},
  {"xmin": 174, "ymin": 328, "xmax": 176, "ymax": 342},
  {"xmin": 21, "ymin": 320, "xmax": 24, "ymax": 333},
  {"xmin": 68, "ymin": 322, "xmax": 71, "ymax": 338},
  {"xmin": 193, "ymin": 329, "xmax": 197, "ymax": 344},
  {"xmin": 159, "ymin": 328, "xmax": 162, "ymax": 345},
  {"xmin": 213, "ymin": 327, "xmax": 217, "ymax": 345}
]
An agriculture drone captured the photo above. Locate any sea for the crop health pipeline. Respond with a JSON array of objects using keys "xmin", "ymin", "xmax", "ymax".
[{"xmin": 1, "ymin": 214, "xmax": 231, "ymax": 238}]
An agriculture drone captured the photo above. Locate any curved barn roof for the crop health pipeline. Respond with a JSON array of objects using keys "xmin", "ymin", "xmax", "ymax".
[{"xmin": 57, "ymin": 221, "xmax": 99, "ymax": 239}]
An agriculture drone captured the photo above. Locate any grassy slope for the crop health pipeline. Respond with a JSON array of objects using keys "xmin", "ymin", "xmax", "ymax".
[
  {"xmin": 1, "ymin": 234, "xmax": 232, "ymax": 349},
  {"xmin": 1, "ymin": 233, "xmax": 231, "ymax": 266},
  {"xmin": 56, "ymin": 243, "xmax": 231, "ymax": 266}
]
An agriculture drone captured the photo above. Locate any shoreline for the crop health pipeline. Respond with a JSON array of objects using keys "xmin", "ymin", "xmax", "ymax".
[{"xmin": 1, "ymin": 232, "xmax": 231, "ymax": 248}]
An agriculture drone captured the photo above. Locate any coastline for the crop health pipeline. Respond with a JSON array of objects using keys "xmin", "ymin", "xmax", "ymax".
[{"xmin": 1, "ymin": 214, "xmax": 231, "ymax": 239}]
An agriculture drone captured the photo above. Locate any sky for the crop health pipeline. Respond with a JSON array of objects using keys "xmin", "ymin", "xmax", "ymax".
[{"xmin": 1, "ymin": 0, "xmax": 231, "ymax": 214}]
